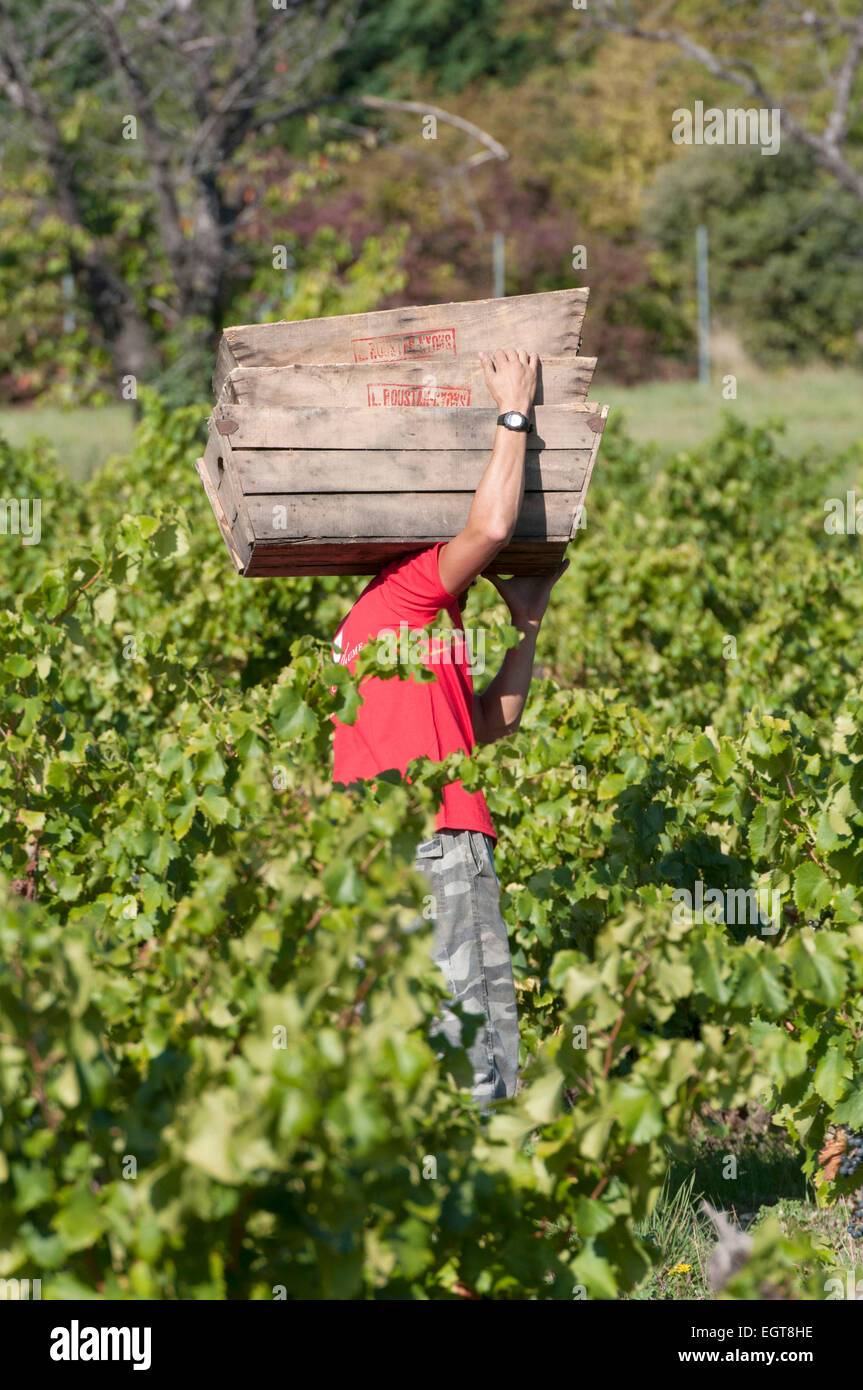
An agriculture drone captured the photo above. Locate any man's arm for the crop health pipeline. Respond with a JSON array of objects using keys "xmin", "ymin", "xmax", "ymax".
[
  {"xmin": 437, "ymin": 348, "xmax": 538, "ymax": 597},
  {"xmin": 472, "ymin": 563, "xmax": 570, "ymax": 744}
]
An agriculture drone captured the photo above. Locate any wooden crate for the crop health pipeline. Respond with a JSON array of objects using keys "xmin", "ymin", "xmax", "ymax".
[{"xmin": 197, "ymin": 288, "xmax": 609, "ymax": 577}]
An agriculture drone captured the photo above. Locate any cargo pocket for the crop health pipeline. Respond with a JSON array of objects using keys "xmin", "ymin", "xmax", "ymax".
[
  {"xmin": 415, "ymin": 835, "xmax": 443, "ymax": 861},
  {"xmin": 466, "ymin": 831, "xmax": 487, "ymax": 878},
  {"xmin": 467, "ymin": 832, "xmax": 499, "ymax": 884},
  {"xmin": 407, "ymin": 836, "xmax": 442, "ymax": 937}
]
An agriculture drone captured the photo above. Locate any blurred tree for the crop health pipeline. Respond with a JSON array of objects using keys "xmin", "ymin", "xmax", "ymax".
[
  {"xmin": 644, "ymin": 143, "xmax": 863, "ymax": 367},
  {"xmin": 329, "ymin": 0, "xmax": 537, "ymax": 94},
  {"xmin": 0, "ymin": 0, "xmax": 517, "ymax": 400},
  {"xmin": 594, "ymin": 1, "xmax": 863, "ymax": 202},
  {"xmin": 3, "ymin": 0, "xmax": 859, "ymax": 400}
]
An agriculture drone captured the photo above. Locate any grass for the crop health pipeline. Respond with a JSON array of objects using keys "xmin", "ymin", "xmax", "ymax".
[
  {"xmin": 629, "ymin": 1111, "xmax": 862, "ymax": 1300},
  {"xmin": 630, "ymin": 1178, "xmax": 862, "ymax": 1301},
  {"xmin": 540, "ymin": 1106, "xmax": 862, "ymax": 1301},
  {"xmin": 629, "ymin": 1169, "xmax": 714, "ymax": 1300},
  {"xmin": 0, "ymin": 404, "xmax": 136, "ymax": 483},
  {"xmin": 592, "ymin": 365, "xmax": 863, "ymax": 460}
]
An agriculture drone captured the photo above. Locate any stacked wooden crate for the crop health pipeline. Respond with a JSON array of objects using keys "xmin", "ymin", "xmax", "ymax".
[{"xmin": 197, "ymin": 288, "xmax": 608, "ymax": 576}]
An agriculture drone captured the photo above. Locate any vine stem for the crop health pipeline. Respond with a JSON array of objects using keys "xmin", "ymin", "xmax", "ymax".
[
  {"xmin": 24, "ymin": 1037, "xmax": 61, "ymax": 1132},
  {"xmin": 359, "ymin": 839, "xmax": 384, "ymax": 874},
  {"xmin": 336, "ymin": 939, "xmax": 390, "ymax": 1031},
  {"xmin": 748, "ymin": 784, "xmax": 829, "ymax": 873},
  {"xmin": 555, "ymin": 1142, "xmax": 639, "ymax": 1251},
  {"xmin": 601, "ymin": 939, "xmax": 657, "ymax": 1081},
  {"xmin": 839, "ymin": 1008, "xmax": 863, "ymax": 1042},
  {"xmin": 589, "ymin": 1145, "xmax": 637, "ymax": 1202},
  {"xmin": 49, "ymin": 567, "xmax": 103, "ymax": 625}
]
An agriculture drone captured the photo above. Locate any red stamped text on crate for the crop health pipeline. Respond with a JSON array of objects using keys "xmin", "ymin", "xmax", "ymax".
[
  {"xmin": 352, "ymin": 327, "xmax": 457, "ymax": 362},
  {"xmin": 367, "ymin": 383, "xmax": 471, "ymax": 407}
]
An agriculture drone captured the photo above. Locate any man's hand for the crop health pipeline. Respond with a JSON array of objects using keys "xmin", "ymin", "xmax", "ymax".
[
  {"xmin": 487, "ymin": 559, "xmax": 570, "ymax": 628},
  {"xmin": 479, "ymin": 348, "xmax": 538, "ymax": 415}
]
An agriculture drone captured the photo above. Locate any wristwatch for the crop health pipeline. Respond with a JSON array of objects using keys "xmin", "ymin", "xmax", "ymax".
[{"xmin": 497, "ymin": 410, "xmax": 531, "ymax": 432}]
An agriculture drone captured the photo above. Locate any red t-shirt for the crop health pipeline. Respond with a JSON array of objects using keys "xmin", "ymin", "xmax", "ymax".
[{"xmin": 331, "ymin": 543, "xmax": 495, "ymax": 838}]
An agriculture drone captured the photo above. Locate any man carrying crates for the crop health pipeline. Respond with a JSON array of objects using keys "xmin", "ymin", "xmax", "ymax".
[{"xmin": 332, "ymin": 348, "xmax": 569, "ymax": 1103}]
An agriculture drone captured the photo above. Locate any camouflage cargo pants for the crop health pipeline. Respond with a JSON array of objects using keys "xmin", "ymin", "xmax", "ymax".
[{"xmin": 413, "ymin": 828, "xmax": 519, "ymax": 1103}]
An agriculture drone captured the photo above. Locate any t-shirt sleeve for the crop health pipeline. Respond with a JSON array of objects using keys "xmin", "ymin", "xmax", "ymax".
[{"xmin": 373, "ymin": 543, "xmax": 456, "ymax": 626}]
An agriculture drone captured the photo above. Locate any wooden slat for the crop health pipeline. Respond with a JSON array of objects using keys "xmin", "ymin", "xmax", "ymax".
[
  {"xmin": 212, "ymin": 287, "xmax": 588, "ymax": 395},
  {"xmin": 233, "ymin": 448, "xmax": 589, "ymax": 495},
  {"xmin": 221, "ymin": 356, "xmax": 598, "ymax": 408},
  {"xmin": 195, "ymin": 454, "xmax": 246, "ymax": 573},
  {"xmin": 196, "ymin": 431, "xmax": 253, "ymax": 572},
  {"xmin": 246, "ymin": 491, "xmax": 583, "ymax": 541},
  {"xmin": 213, "ymin": 403, "xmax": 606, "ymax": 452},
  {"xmin": 569, "ymin": 403, "xmax": 609, "ymax": 537},
  {"xmin": 202, "ymin": 428, "xmax": 238, "ymax": 527},
  {"xmin": 203, "ymin": 428, "xmax": 254, "ymax": 557},
  {"xmin": 243, "ymin": 539, "xmax": 569, "ymax": 578}
]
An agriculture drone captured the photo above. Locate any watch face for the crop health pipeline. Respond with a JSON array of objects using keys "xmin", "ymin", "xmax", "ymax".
[{"xmin": 502, "ymin": 411, "xmax": 528, "ymax": 429}]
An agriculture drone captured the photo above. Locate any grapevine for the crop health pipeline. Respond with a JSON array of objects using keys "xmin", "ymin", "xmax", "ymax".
[{"xmin": 2, "ymin": 400, "xmax": 863, "ymax": 1299}]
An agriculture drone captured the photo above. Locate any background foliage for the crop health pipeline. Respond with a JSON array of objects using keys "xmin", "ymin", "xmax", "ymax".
[{"xmin": 2, "ymin": 0, "xmax": 862, "ymax": 401}]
